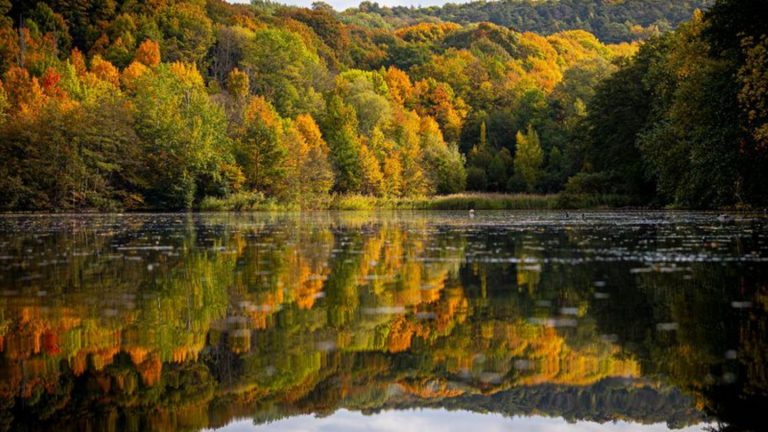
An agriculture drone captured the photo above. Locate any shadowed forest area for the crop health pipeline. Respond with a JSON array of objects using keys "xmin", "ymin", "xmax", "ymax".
[{"xmin": 0, "ymin": 0, "xmax": 765, "ymax": 210}]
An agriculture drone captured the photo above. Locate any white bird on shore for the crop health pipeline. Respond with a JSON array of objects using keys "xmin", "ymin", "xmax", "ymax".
[
  {"xmin": 717, "ymin": 214, "xmax": 733, "ymax": 223},
  {"xmin": 469, "ymin": 209, "xmax": 475, "ymax": 218}
]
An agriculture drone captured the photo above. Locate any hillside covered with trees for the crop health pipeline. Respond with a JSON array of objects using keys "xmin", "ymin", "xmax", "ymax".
[
  {"xmin": 341, "ymin": 0, "xmax": 711, "ymax": 43},
  {"xmin": 0, "ymin": 0, "xmax": 765, "ymax": 210}
]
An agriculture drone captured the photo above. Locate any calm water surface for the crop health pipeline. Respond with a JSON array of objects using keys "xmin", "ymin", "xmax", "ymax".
[{"xmin": 0, "ymin": 211, "xmax": 765, "ymax": 431}]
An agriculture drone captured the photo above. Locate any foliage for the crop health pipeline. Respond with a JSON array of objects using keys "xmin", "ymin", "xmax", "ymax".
[{"xmin": 0, "ymin": 0, "xmax": 761, "ymax": 209}]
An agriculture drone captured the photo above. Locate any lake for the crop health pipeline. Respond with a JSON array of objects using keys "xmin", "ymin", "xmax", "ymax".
[{"xmin": 0, "ymin": 211, "xmax": 765, "ymax": 431}]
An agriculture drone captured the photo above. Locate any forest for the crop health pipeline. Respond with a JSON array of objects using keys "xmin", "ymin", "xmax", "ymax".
[
  {"xmin": 0, "ymin": 0, "xmax": 765, "ymax": 210},
  {"xmin": 342, "ymin": 0, "xmax": 712, "ymax": 43}
]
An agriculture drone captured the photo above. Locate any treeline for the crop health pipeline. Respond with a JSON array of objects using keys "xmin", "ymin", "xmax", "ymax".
[
  {"xmin": 0, "ymin": 0, "xmax": 763, "ymax": 210},
  {"xmin": 0, "ymin": 0, "xmax": 631, "ymax": 210},
  {"xmin": 343, "ymin": 0, "xmax": 710, "ymax": 43}
]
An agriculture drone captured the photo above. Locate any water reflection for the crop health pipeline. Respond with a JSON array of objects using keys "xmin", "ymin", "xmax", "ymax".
[{"xmin": 0, "ymin": 212, "xmax": 765, "ymax": 431}]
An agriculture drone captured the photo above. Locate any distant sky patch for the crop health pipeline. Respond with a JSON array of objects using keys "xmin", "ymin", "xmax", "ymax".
[{"xmin": 204, "ymin": 409, "xmax": 710, "ymax": 432}]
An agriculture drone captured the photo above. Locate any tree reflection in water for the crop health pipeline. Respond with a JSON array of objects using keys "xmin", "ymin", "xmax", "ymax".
[{"xmin": 0, "ymin": 212, "xmax": 764, "ymax": 432}]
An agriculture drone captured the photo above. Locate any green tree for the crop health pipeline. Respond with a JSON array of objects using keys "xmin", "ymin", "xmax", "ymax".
[
  {"xmin": 739, "ymin": 36, "xmax": 768, "ymax": 152},
  {"xmin": 158, "ymin": 3, "xmax": 214, "ymax": 66},
  {"xmin": 133, "ymin": 64, "xmax": 231, "ymax": 209},
  {"xmin": 425, "ymin": 143, "xmax": 467, "ymax": 194},
  {"xmin": 234, "ymin": 96, "xmax": 288, "ymax": 196},
  {"xmin": 637, "ymin": 15, "xmax": 741, "ymax": 207},
  {"xmin": 240, "ymin": 27, "xmax": 325, "ymax": 116},
  {"xmin": 513, "ymin": 125, "xmax": 543, "ymax": 192},
  {"xmin": 575, "ymin": 46, "xmax": 659, "ymax": 197},
  {"xmin": 488, "ymin": 148, "xmax": 512, "ymax": 191},
  {"xmin": 336, "ymin": 69, "xmax": 391, "ymax": 135},
  {"xmin": 321, "ymin": 95, "xmax": 362, "ymax": 193},
  {"xmin": 466, "ymin": 120, "xmax": 494, "ymax": 191}
]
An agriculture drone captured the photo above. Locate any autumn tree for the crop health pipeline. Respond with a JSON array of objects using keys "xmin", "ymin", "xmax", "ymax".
[
  {"xmin": 383, "ymin": 66, "xmax": 413, "ymax": 106},
  {"xmin": 358, "ymin": 142, "xmax": 384, "ymax": 196},
  {"xmin": 89, "ymin": 55, "xmax": 120, "ymax": 87},
  {"xmin": 387, "ymin": 107, "xmax": 429, "ymax": 196},
  {"xmin": 284, "ymin": 113, "xmax": 335, "ymax": 203},
  {"xmin": 134, "ymin": 39, "xmax": 161, "ymax": 67},
  {"xmin": 121, "ymin": 61, "xmax": 148, "ymax": 90},
  {"xmin": 412, "ymin": 78, "xmax": 467, "ymax": 144},
  {"xmin": 0, "ymin": 79, "xmax": 7, "ymax": 124},
  {"xmin": 226, "ymin": 67, "xmax": 249, "ymax": 101},
  {"xmin": 381, "ymin": 151, "xmax": 403, "ymax": 197}
]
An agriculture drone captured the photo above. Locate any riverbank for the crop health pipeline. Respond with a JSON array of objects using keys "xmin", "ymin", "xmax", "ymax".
[{"xmin": 198, "ymin": 192, "xmax": 638, "ymax": 211}]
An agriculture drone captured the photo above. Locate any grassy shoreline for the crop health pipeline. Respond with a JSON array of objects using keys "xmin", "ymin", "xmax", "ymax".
[
  {"xmin": 198, "ymin": 192, "xmax": 640, "ymax": 211},
  {"xmin": 4, "ymin": 193, "xmax": 762, "ymax": 213}
]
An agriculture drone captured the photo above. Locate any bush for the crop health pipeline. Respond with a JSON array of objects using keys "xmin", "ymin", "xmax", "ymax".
[
  {"xmin": 506, "ymin": 175, "xmax": 527, "ymax": 193},
  {"xmin": 466, "ymin": 167, "xmax": 488, "ymax": 191},
  {"xmin": 564, "ymin": 172, "xmax": 615, "ymax": 194},
  {"xmin": 198, "ymin": 191, "xmax": 268, "ymax": 211},
  {"xmin": 425, "ymin": 144, "xmax": 467, "ymax": 194}
]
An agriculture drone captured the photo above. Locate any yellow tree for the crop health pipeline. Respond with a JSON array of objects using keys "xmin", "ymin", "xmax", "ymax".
[
  {"xmin": 226, "ymin": 67, "xmax": 250, "ymax": 101},
  {"xmin": 383, "ymin": 66, "xmax": 413, "ymax": 106},
  {"xmin": 288, "ymin": 114, "xmax": 334, "ymax": 203},
  {"xmin": 121, "ymin": 61, "xmax": 148, "ymax": 90},
  {"xmin": 0, "ymin": 79, "xmax": 7, "ymax": 125},
  {"xmin": 90, "ymin": 55, "xmax": 120, "ymax": 87},
  {"xmin": 412, "ymin": 78, "xmax": 467, "ymax": 143},
  {"xmin": 382, "ymin": 151, "xmax": 403, "ymax": 197},
  {"xmin": 169, "ymin": 62, "xmax": 205, "ymax": 88},
  {"xmin": 388, "ymin": 107, "xmax": 428, "ymax": 196},
  {"xmin": 358, "ymin": 141, "xmax": 384, "ymax": 196}
]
